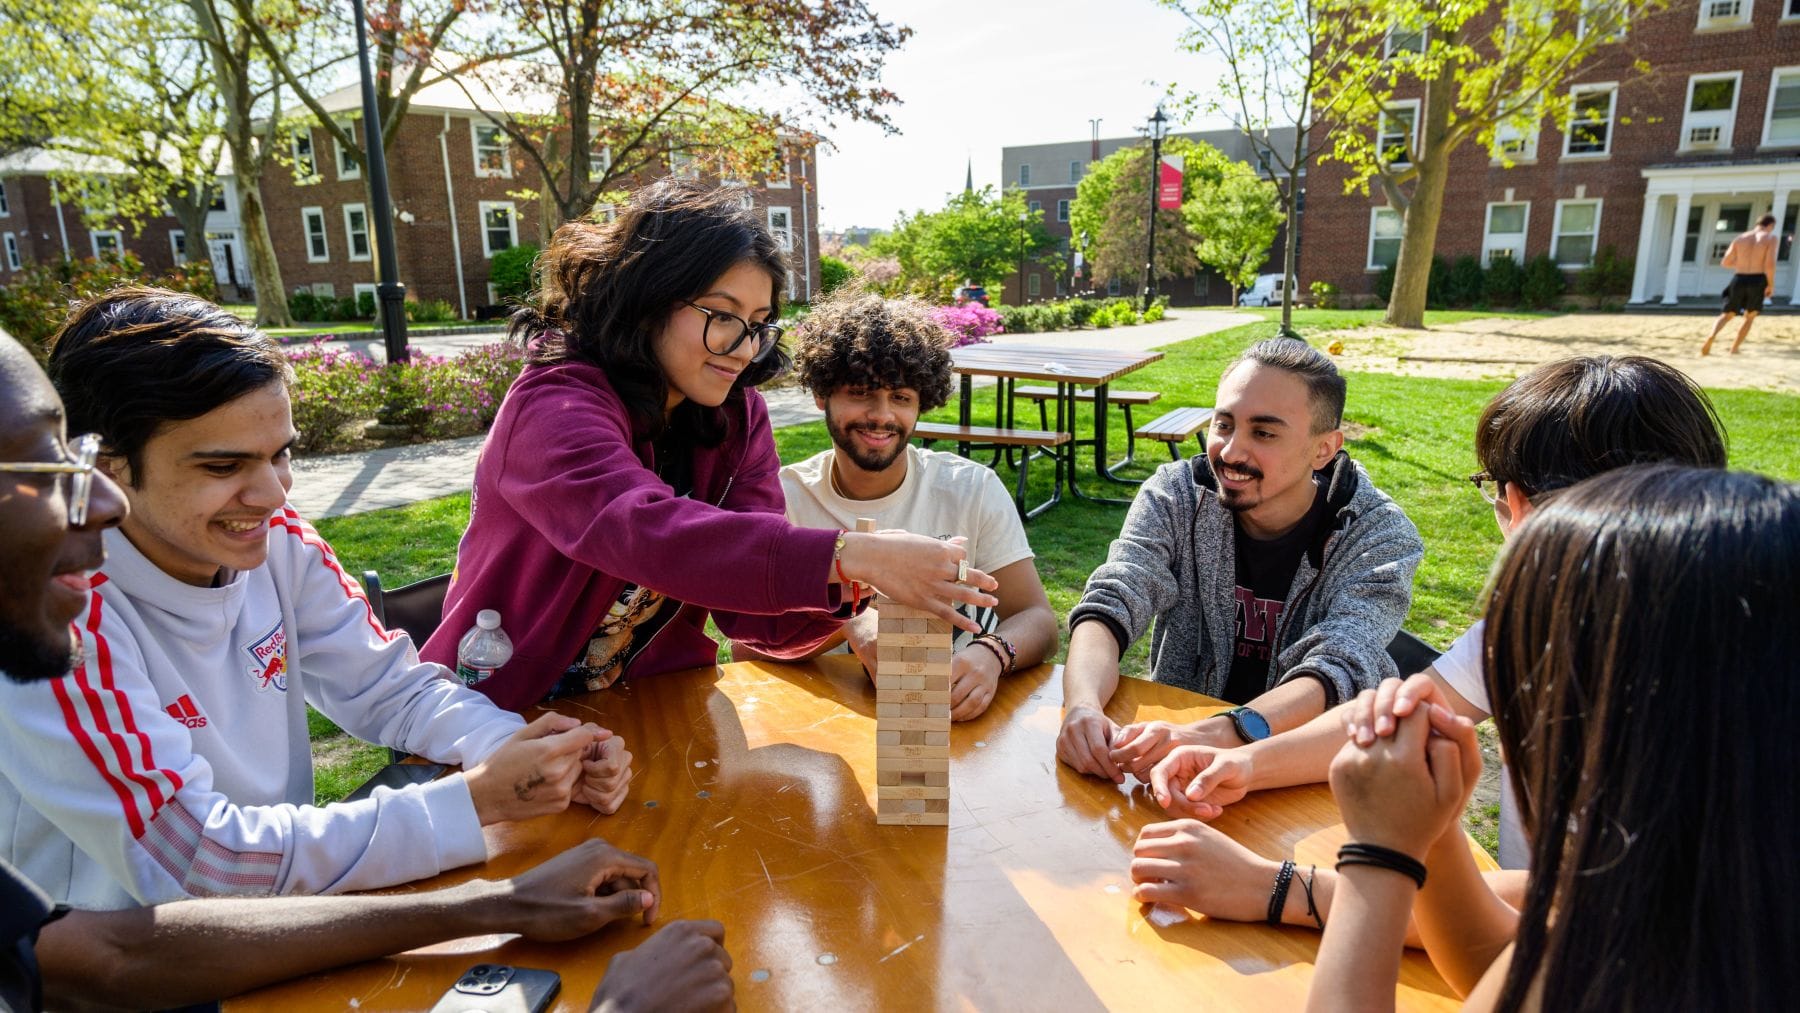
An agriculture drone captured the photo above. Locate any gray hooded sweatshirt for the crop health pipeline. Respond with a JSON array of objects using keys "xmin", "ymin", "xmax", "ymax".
[{"xmin": 1069, "ymin": 450, "xmax": 1423, "ymax": 707}]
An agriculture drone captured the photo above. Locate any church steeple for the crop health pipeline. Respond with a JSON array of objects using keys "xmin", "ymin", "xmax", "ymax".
[{"xmin": 964, "ymin": 157, "xmax": 973, "ymax": 193}]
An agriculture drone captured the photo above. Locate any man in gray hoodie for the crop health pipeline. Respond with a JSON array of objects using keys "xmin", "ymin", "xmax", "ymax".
[{"xmin": 1057, "ymin": 338, "xmax": 1423, "ymax": 783}]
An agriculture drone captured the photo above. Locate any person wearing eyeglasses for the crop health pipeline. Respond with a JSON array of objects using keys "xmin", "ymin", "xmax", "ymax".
[
  {"xmin": 419, "ymin": 178, "xmax": 998, "ymax": 712},
  {"xmin": 0, "ymin": 290, "xmax": 628, "ymax": 911},
  {"xmin": 1128, "ymin": 355, "xmax": 1729, "ymax": 936}
]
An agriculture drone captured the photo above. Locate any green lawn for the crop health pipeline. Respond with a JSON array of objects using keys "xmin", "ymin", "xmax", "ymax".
[{"xmin": 308, "ymin": 312, "xmax": 1800, "ymax": 816}]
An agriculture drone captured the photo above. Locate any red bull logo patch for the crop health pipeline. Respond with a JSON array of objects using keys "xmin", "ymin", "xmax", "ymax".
[{"xmin": 243, "ymin": 620, "xmax": 289, "ymax": 693}]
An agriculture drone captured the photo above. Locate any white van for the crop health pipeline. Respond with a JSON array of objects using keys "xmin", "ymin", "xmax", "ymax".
[{"xmin": 1242, "ymin": 273, "xmax": 1287, "ymax": 307}]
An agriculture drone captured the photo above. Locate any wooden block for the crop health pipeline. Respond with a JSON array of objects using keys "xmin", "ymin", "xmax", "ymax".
[
  {"xmin": 876, "ymin": 689, "xmax": 952, "ymax": 705},
  {"xmin": 877, "ymin": 785, "xmax": 952, "ymax": 800},
  {"xmin": 874, "ymin": 660, "xmax": 951, "ymax": 676},
  {"xmin": 899, "ymin": 729, "xmax": 927, "ymax": 745},
  {"xmin": 924, "ymin": 731, "xmax": 950, "ymax": 746},
  {"xmin": 876, "ymin": 701, "xmax": 926, "ymax": 718},
  {"xmin": 924, "ymin": 674, "xmax": 950, "ymax": 691},
  {"xmin": 925, "ymin": 798, "xmax": 950, "ymax": 814},
  {"xmin": 927, "ymin": 648, "xmax": 951, "ymax": 664},
  {"xmin": 878, "ymin": 797, "xmax": 927, "ymax": 814},
  {"xmin": 855, "ymin": 517, "xmax": 878, "ymax": 534},
  {"xmin": 878, "ymin": 811, "xmax": 950, "ymax": 826},
  {"xmin": 875, "ymin": 729, "xmax": 900, "ymax": 745},
  {"xmin": 883, "ymin": 633, "xmax": 951, "ymax": 648},
  {"xmin": 881, "ymin": 717, "xmax": 954, "ymax": 731},
  {"xmin": 878, "ymin": 618, "xmax": 905, "ymax": 634},
  {"xmin": 877, "ymin": 767, "xmax": 900, "ymax": 786},
  {"xmin": 925, "ymin": 771, "xmax": 948, "ymax": 787},
  {"xmin": 876, "ymin": 755, "xmax": 949, "ymax": 772},
  {"xmin": 899, "ymin": 675, "xmax": 925, "ymax": 690},
  {"xmin": 902, "ymin": 618, "xmax": 927, "ymax": 634},
  {"xmin": 876, "ymin": 744, "xmax": 950, "ymax": 759},
  {"xmin": 873, "ymin": 599, "xmax": 928, "ymax": 619},
  {"xmin": 925, "ymin": 703, "xmax": 950, "ymax": 719}
]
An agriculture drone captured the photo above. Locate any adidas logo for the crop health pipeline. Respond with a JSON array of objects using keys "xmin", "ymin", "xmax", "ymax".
[{"xmin": 165, "ymin": 694, "xmax": 208, "ymax": 729}]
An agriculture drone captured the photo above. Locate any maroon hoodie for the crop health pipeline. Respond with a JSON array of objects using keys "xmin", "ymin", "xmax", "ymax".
[{"xmin": 421, "ymin": 360, "xmax": 847, "ymax": 710}]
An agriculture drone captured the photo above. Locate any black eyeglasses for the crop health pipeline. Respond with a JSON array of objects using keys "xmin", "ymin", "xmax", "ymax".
[
  {"xmin": 682, "ymin": 301, "xmax": 783, "ymax": 361},
  {"xmin": 1468, "ymin": 470, "xmax": 1502, "ymax": 506},
  {"xmin": 0, "ymin": 433, "xmax": 100, "ymax": 525}
]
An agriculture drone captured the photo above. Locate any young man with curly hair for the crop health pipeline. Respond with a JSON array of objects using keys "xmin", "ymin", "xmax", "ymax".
[{"xmin": 744, "ymin": 292, "xmax": 1058, "ymax": 720}]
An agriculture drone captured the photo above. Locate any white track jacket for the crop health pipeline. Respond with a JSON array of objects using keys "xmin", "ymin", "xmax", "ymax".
[{"xmin": 0, "ymin": 507, "xmax": 524, "ymax": 909}]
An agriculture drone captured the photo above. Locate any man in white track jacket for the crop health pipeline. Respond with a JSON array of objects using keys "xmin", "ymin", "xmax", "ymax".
[{"xmin": 0, "ymin": 289, "xmax": 633, "ymax": 909}]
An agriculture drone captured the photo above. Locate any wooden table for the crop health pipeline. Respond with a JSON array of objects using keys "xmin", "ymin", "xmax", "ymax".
[
  {"xmin": 948, "ymin": 344, "xmax": 1165, "ymax": 509},
  {"xmin": 227, "ymin": 658, "xmax": 1483, "ymax": 1011}
]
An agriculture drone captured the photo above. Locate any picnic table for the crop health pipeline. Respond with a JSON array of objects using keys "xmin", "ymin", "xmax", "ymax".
[
  {"xmin": 941, "ymin": 344, "xmax": 1166, "ymax": 513},
  {"xmin": 224, "ymin": 657, "xmax": 1488, "ymax": 1011}
]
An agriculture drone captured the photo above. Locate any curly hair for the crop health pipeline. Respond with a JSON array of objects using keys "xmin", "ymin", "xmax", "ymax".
[{"xmin": 791, "ymin": 293, "xmax": 955, "ymax": 413}]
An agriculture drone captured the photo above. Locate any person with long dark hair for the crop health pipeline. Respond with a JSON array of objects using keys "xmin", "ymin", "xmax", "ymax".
[
  {"xmin": 1311, "ymin": 464, "xmax": 1799, "ymax": 1010},
  {"xmin": 420, "ymin": 179, "xmax": 998, "ymax": 711}
]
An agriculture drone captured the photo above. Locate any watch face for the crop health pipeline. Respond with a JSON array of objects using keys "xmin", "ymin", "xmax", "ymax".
[{"xmin": 1234, "ymin": 707, "xmax": 1271, "ymax": 741}]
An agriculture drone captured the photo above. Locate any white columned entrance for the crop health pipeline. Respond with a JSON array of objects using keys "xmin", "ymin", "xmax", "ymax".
[
  {"xmin": 1662, "ymin": 190, "xmax": 1693, "ymax": 306},
  {"xmin": 1629, "ymin": 194, "xmax": 1663, "ymax": 303}
]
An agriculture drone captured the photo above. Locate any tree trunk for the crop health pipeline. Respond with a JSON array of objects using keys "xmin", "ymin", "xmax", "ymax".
[
  {"xmin": 1280, "ymin": 175, "xmax": 1300, "ymax": 333},
  {"xmin": 169, "ymin": 194, "xmax": 212, "ymax": 282},
  {"xmin": 1384, "ymin": 81, "xmax": 1454, "ymax": 329},
  {"xmin": 237, "ymin": 174, "xmax": 292, "ymax": 327}
]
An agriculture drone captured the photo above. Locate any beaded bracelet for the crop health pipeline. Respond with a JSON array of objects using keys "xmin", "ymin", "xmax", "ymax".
[
  {"xmin": 1267, "ymin": 859, "xmax": 1296, "ymax": 925},
  {"xmin": 968, "ymin": 637, "xmax": 1008, "ymax": 674},
  {"xmin": 972, "ymin": 631, "xmax": 1017, "ymax": 673}
]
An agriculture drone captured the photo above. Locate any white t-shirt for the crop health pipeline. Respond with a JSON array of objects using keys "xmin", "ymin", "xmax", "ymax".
[
  {"xmin": 1433, "ymin": 620, "xmax": 1527, "ymax": 869},
  {"xmin": 781, "ymin": 445, "xmax": 1034, "ymax": 647}
]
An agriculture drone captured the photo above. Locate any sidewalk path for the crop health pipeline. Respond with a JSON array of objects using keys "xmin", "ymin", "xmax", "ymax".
[{"xmin": 292, "ymin": 309, "xmax": 1260, "ymax": 520}]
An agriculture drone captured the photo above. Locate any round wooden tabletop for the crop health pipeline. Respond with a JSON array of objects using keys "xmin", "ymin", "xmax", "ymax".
[{"xmin": 225, "ymin": 657, "xmax": 1485, "ymax": 1011}]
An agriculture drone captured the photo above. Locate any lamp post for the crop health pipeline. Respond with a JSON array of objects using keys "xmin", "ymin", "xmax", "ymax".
[
  {"xmin": 350, "ymin": 0, "xmax": 409, "ymax": 363},
  {"xmin": 1141, "ymin": 104, "xmax": 1169, "ymax": 314},
  {"xmin": 1017, "ymin": 210, "xmax": 1028, "ymax": 305}
]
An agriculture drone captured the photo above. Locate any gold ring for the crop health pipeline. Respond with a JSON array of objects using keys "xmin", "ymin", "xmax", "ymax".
[{"xmin": 955, "ymin": 559, "xmax": 970, "ymax": 584}]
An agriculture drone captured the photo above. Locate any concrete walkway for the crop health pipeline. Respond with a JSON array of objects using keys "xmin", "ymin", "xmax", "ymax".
[{"xmin": 289, "ymin": 309, "xmax": 1260, "ymax": 520}]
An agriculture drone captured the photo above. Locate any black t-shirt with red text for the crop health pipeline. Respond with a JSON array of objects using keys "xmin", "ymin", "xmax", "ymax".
[{"xmin": 1220, "ymin": 481, "xmax": 1330, "ymax": 704}]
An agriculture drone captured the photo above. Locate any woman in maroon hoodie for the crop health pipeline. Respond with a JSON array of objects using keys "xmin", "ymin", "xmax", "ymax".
[{"xmin": 422, "ymin": 179, "xmax": 998, "ymax": 715}]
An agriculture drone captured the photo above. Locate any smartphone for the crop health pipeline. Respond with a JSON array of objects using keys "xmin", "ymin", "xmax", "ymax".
[
  {"xmin": 341, "ymin": 761, "xmax": 448, "ymax": 804},
  {"xmin": 428, "ymin": 964, "xmax": 561, "ymax": 1013}
]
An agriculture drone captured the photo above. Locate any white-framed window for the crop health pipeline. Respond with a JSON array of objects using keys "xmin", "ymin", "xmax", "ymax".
[
  {"xmin": 4, "ymin": 233, "xmax": 20, "ymax": 271},
  {"xmin": 334, "ymin": 122, "xmax": 361, "ymax": 180},
  {"xmin": 1563, "ymin": 84, "xmax": 1617, "ymax": 157},
  {"xmin": 668, "ymin": 149, "xmax": 699, "ymax": 179},
  {"xmin": 1057, "ymin": 199, "xmax": 1071, "ymax": 222},
  {"xmin": 169, "ymin": 230, "xmax": 187, "ymax": 264},
  {"xmin": 1697, "ymin": 0, "xmax": 1752, "ymax": 29},
  {"xmin": 1107, "ymin": 277, "xmax": 1121, "ymax": 296},
  {"xmin": 1378, "ymin": 100, "xmax": 1420, "ymax": 166},
  {"xmin": 478, "ymin": 201, "xmax": 517, "ymax": 258},
  {"xmin": 1195, "ymin": 273, "xmax": 1210, "ymax": 297},
  {"xmin": 352, "ymin": 282, "xmax": 376, "ymax": 316},
  {"xmin": 1787, "ymin": 0, "xmax": 1800, "ymax": 19},
  {"xmin": 1018, "ymin": 163, "xmax": 1030, "ymax": 186},
  {"xmin": 472, "ymin": 122, "xmax": 511, "ymax": 178},
  {"xmin": 1551, "ymin": 199, "xmax": 1602, "ymax": 267},
  {"xmin": 1385, "ymin": 25, "xmax": 1426, "ymax": 55},
  {"xmin": 766, "ymin": 147, "xmax": 790, "ymax": 188},
  {"xmin": 1681, "ymin": 72, "xmax": 1742, "ymax": 150},
  {"xmin": 0, "ymin": 180, "xmax": 9, "ymax": 216},
  {"xmin": 1027, "ymin": 273, "xmax": 1041, "ymax": 298},
  {"xmin": 588, "ymin": 130, "xmax": 612, "ymax": 180},
  {"xmin": 343, "ymin": 203, "xmax": 371, "ymax": 262},
  {"xmin": 1492, "ymin": 119, "xmax": 1540, "ymax": 162},
  {"xmin": 1028, "ymin": 199, "xmax": 1042, "ymax": 214},
  {"xmin": 90, "ymin": 230, "xmax": 124, "ymax": 259},
  {"xmin": 208, "ymin": 189, "xmax": 228, "ymax": 213},
  {"xmin": 1763, "ymin": 66, "xmax": 1800, "ymax": 146},
  {"xmin": 291, "ymin": 129, "xmax": 315, "ymax": 177},
  {"xmin": 301, "ymin": 206, "xmax": 329, "ymax": 263},
  {"xmin": 1481, "ymin": 202, "xmax": 1531, "ymax": 265},
  {"xmin": 1069, "ymin": 160, "xmax": 1082, "ymax": 182},
  {"xmin": 766, "ymin": 206, "xmax": 793, "ymax": 252},
  {"xmin": 1576, "ymin": 0, "xmax": 1629, "ymax": 40},
  {"xmin": 1367, "ymin": 207, "xmax": 1404, "ymax": 269}
]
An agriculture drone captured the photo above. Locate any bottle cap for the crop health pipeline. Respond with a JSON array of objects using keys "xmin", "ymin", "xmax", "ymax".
[{"xmin": 476, "ymin": 609, "xmax": 501, "ymax": 630}]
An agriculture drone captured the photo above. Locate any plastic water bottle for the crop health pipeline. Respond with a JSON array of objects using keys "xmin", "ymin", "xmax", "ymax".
[{"xmin": 455, "ymin": 609, "xmax": 513, "ymax": 686}]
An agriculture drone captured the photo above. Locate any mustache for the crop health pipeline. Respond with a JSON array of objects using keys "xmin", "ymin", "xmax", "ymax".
[{"xmin": 1210, "ymin": 456, "xmax": 1264, "ymax": 480}]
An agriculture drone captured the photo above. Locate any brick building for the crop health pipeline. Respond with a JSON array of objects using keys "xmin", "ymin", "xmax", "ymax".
[
  {"xmin": 0, "ymin": 149, "xmax": 251, "ymax": 294},
  {"xmin": 999, "ymin": 127, "xmax": 1297, "ymax": 306},
  {"xmin": 1298, "ymin": 0, "xmax": 1800, "ymax": 307},
  {"xmin": 257, "ymin": 75, "xmax": 822, "ymax": 318}
]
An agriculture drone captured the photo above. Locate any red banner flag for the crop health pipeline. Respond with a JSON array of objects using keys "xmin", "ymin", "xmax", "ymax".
[{"xmin": 1157, "ymin": 155, "xmax": 1184, "ymax": 210}]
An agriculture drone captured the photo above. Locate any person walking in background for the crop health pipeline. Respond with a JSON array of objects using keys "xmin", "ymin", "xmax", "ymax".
[{"xmin": 1701, "ymin": 213, "xmax": 1779, "ymax": 357}]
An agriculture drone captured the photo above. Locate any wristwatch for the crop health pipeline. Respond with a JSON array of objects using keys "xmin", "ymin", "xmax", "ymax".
[{"xmin": 1222, "ymin": 706, "xmax": 1271, "ymax": 743}]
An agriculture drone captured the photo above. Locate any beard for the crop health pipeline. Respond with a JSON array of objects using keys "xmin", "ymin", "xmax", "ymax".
[
  {"xmin": 825, "ymin": 410, "xmax": 909, "ymax": 474},
  {"xmin": 0, "ymin": 618, "xmax": 79, "ymax": 684},
  {"xmin": 1210, "ymin": 454, "xmax": 1265, "ymax": 513}
]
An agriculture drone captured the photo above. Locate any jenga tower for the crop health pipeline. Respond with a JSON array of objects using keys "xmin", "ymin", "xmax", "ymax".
[{"xmin": 859, "ymin": 518, "xmax": 952, "ymax": 826}]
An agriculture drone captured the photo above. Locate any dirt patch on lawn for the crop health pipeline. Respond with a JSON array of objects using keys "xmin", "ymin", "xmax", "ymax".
[{"xmin": 1322, "ymin": 313, "xmax": 1800, "ymax": 393}]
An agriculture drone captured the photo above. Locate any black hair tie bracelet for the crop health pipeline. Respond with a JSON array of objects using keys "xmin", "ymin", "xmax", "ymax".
[{"xmin": 1335, "ymin": 842, "xmax": 1427, "ymax": 889}]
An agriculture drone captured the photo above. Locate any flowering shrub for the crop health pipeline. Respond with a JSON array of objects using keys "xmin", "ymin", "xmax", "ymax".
[
  {"xmin": 0, "ymin": 254, "xmax": 146, "ymax": 357},
  {"xmin": 928, "ymin": 303, "xmax": 1002, "ymax": 346},
  {"xmin": 286, "ymin": 340, "xmax": 526, "ymax": 451}
]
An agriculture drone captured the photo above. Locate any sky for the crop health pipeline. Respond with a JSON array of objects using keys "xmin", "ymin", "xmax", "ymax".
[{"xmin": 813, "ymin": 0, "xmax": 1234, "ymax": 233}]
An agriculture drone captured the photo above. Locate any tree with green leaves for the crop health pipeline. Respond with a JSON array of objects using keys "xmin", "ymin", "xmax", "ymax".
[
  {"xmin": 1309, "ymin": 0, "xmax": 1653, "ymax": 327},
  {"xmin": 1161, "ymin": 0, "xmax": 1354, "ymax": 333},
  {"xmin": 1068, "ymin": 136, "xmax": 1233, "ymax": 294},
  {"xmin": 873, "ymin": 187, "xmax": 1057, "ymax": 300},
  {"xmin": 1187, "ymin": 164, "xmax": 1283, "ymax": 305},
  {"xmin": 447, "ymin": 0, "xmax": 909, "ymax": 233}
]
